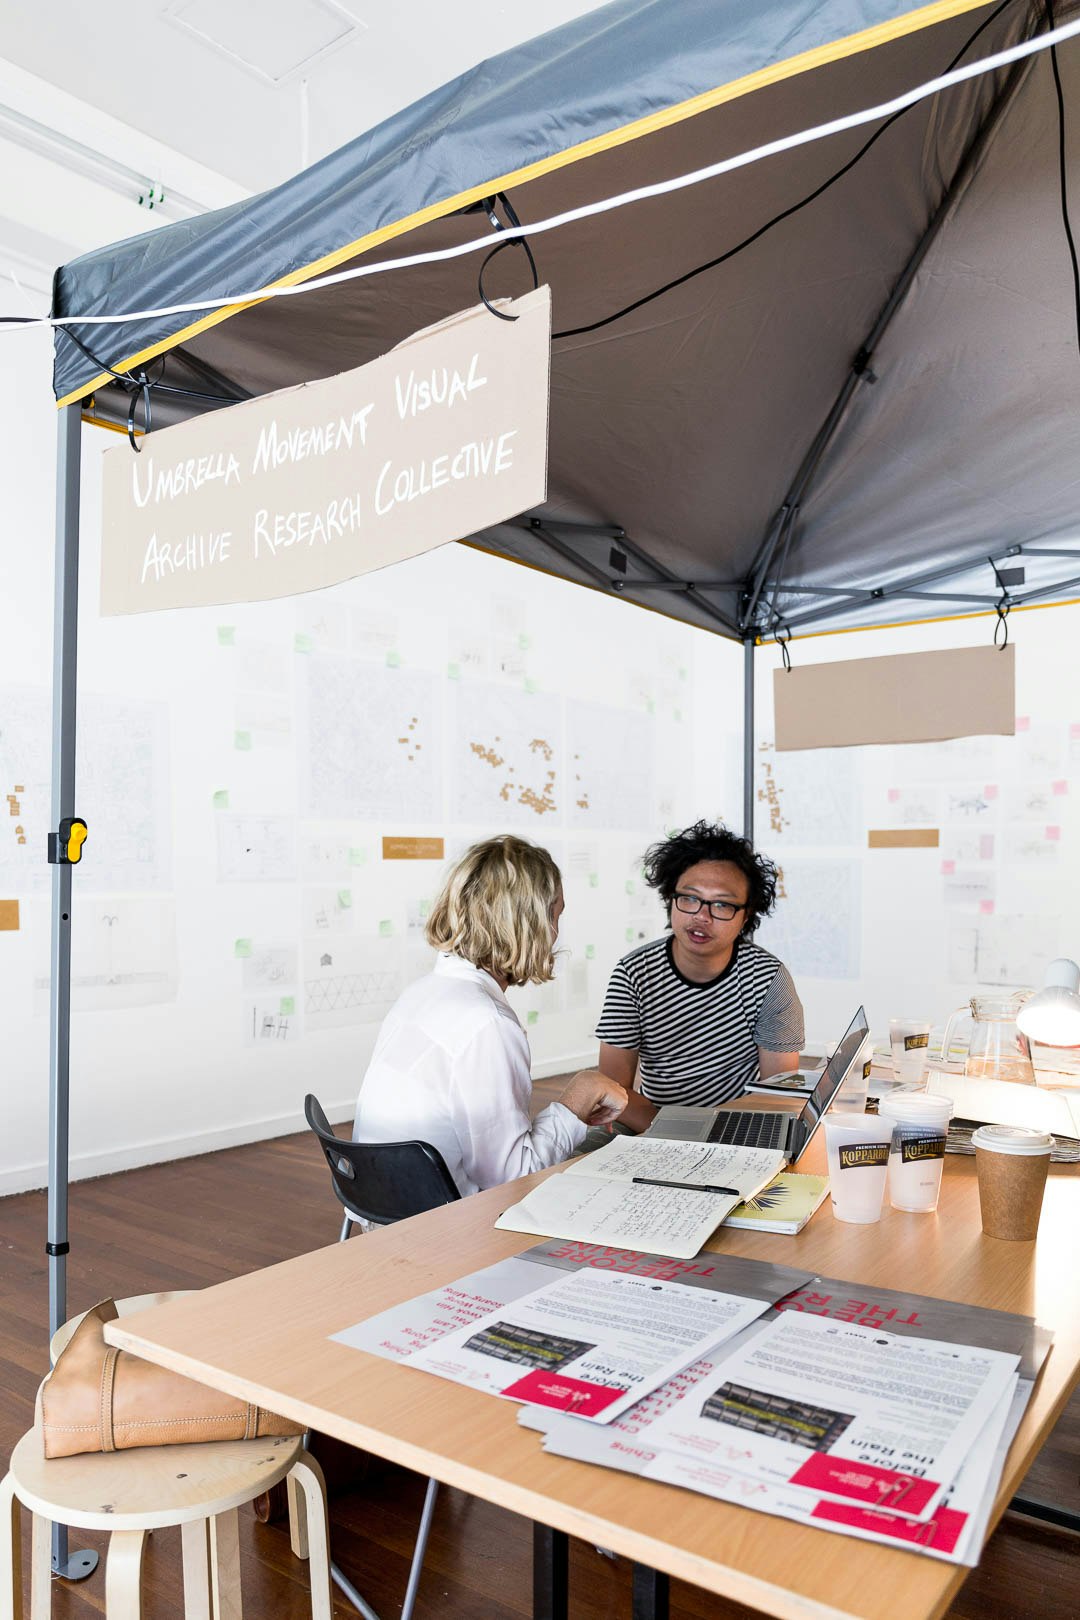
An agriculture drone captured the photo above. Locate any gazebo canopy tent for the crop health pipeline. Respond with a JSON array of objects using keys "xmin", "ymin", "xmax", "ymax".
[
  {"xmin": 37, "ymin": 2, "xmax": 1080, "ymax": 1574},
  {"xmin": 52, "ymin": 0, "xmax": 1080, "ymax": 654}
]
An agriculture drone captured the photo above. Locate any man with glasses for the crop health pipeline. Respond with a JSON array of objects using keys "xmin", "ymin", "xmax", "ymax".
[{"xmin": 596, "ymin": 821, "xmax": 804, "ymax": 1133}]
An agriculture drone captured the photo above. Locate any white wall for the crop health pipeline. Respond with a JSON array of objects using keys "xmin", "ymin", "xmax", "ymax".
[
  {"xmin": 0, "ymin": 330, "xmax": 741, "ymax": 1193},
  {"xmin": 752, "ymin": 613, "xmax": 1080, "ymax": 1059}
]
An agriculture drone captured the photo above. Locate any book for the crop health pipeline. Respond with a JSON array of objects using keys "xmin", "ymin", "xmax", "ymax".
[
  {"xmin": 723, "ymin": 1173, "xmax": 830, "ymax": 1234},
  {"xmin": 496, "ymin": 1136, "xmax": 786, "ymax": 1259}
]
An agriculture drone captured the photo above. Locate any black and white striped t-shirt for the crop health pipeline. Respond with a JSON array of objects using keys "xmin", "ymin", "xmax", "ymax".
[{"xmin": 595, "ymin": 935, "xmax": 804, "ymax": 1107}]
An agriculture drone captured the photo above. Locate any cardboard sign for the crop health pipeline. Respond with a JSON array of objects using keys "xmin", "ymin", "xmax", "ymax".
[
  {"xmin": 774, "ymin": 644, "xmax": 1015, "ymax": 751},
  {"xmin": 382, "ymin": 836, "xmax": 445, "ymax": 860},
  {"xmin": 100, "ymin": 288, "xmax": 551, "ymax": 614}
]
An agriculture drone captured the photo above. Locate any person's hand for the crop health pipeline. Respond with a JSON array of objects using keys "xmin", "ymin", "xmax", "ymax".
[{"xmin": 557, "ymin": 1068, "xmax": 628, "ymax": 1127}]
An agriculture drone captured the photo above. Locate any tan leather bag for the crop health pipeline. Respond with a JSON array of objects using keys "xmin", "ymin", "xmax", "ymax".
[{"xmin": 40, "ymin": 1300, "xmax": 302, "ymax": 1459}]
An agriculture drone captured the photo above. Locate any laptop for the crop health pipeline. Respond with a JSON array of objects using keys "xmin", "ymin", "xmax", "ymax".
[{"xmin": 642, "ymin": 1006, "xmax": 870, "ymax": 1165}]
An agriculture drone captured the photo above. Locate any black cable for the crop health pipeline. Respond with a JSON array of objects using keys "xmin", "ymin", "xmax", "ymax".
[
  {"xmin": 478, "ymin": 193, "xmax": 540, "ymax": 320},
  {"xmin": 552, "ymin": 0, "xmax": 1016, "ymax": 341},
  {"xmin": 1046, "ymin": 0, "xmax": 1080, "ymax": 358}
]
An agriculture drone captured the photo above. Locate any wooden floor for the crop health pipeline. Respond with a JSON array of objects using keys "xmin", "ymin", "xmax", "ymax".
[{"xmin": 1, "ymin": 1091, "xmax": 1077, "ymax": 1619}]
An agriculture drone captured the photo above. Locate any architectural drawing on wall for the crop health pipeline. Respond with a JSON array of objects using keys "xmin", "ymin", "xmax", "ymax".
[
  {"xmin": 235, "ymin": 692, "xmax": 292, "ymax": 749},
  {"xmin": 304, "ymin": 940, "xmax": 402, "ymax": 1031},
  {"xmin": 35, "ymin": 896, "xmax": 178, "ymax": 1011},
  {"xmin": 767, "ymin": 747, "xmax": 860, "ymax": 847},
  {"xmin": 295, "ymin": 598, "xmax": 350, "ymax": 654},
  {"xmin": 232, "ymin": 639, "xmax": 291, "ymax": 695},
  {"xmin": 302, "ymin": 657, "xmax": 441, "ymax": 821},
  {"xmin": 945, "ymin": 785, "xmax": 998, "ymax": 821},
  {"xmin": 893, "ymin": 735, "xmax": 996, "ymax": 782},
  {"xmin": 241, "ymin": 945, "xmax": 298, "ymax": 991},
  {"xmin": 947, "ymin": 914, "xmax": 1059, "ymax": 988},
  {"xmin": 217, "ymin": 815, "xmax": 297, "ymax": 882},
  {"xmin": 351, "ymin": 607, "xmax": 399, "ymax": 660},
  {"xmin": 303, "ymin": 886, "xmax": 356, "ymax": 934},
  {"xmin": 757, "ymin": 858, "xmax": 861, "ymax": 980},
  {"xmin": 452, "ymin": 682, "xmax": 562, "ymax": 824},
  {"xmin": 301, "ymin": 835, "xmax": 364, "ymax": 883},
  {"xmin": 884, "ymin": 785, "xmax": 941, "ymax": 826},
  {"xmin": 246, "ymin": 999, "xmax": 300, "ymax": 1043},
  {"xmin": 1005, "ymin": 781, "xmax": 1065, "ymax": 821},
  {"xmin": 942, "ymin": 871, "xmax": 996, "ymax": 908},
  {"xmin": 756, "ymin": 746, "xmax": 786, "ymax": 837},
  {"xmin": 1002, "ymin": 826, "xmax": 1061, "ymax": 864},
  {"xmin": 1017, "ymin": 724, "xmax": 1064, "ymax": 775},
  {"xmin": 567, "ymin": 701, "xmax": 653, "ymax": 829},
  {"xmin": 448, "ymin": 628, "xmax": 489, "ymax": 681},
  {"xmin": 942, "ymin": 829, "xmax": 995, "ymax": 863},
  {"xmin": 1, "ymin": 689, "xmax": 171, "ymax": 895}
]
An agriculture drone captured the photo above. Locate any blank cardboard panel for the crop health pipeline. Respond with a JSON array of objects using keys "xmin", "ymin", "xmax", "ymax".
[{"xmin": 774, "ymin": 645, "xmax": 1015, "ymax": 751}]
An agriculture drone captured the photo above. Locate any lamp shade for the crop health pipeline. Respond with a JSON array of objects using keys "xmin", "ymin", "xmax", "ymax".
[{"xmin": 1016, "ymin": 958, "xmax": 1080, "ymax": 1046}]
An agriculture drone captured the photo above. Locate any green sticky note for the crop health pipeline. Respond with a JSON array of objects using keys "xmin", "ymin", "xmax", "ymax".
[
  {"xmin": 419, "ymin": 898, "xmax": 431, "ymax": 918},
  {"xmin": 673, "ymin": 708, "xmax": 682, "ymax": 723},
  {"xmin": 217, "ymin": 626, "xmax": 235, "ymax": 646},
  {"xmin": 646, "ymin": 698, "xmax": 655, "ymax": 715},
  {"xmin": 526, "ymin": 1010, "xmax": 539, "ymax": 1026},
  {"xmin": 386, "ymin": 649, "xmax": 401, "ymax": 668},
  {"xmin": 588, "ymin": 872, "xmax": 600, "ymax": 889},
  {"xmin": 678, "ymin": 665, "xmax": 688, "ymax": 680},
  {"xmin": 447, "ymin": 661, "xmax": 461, "ymax": 680},
  {"xmin": 378, "ymin": 919, "xmax": 393, "ymax": 938},
  {"xmin": 234, "ymin": 938, "xmax": 252, "ymax": 959},
  {"xmin": 585, "ymin": 944, "xmax": 596, "ymax": 961},
  {"xmin": 518, "ymin": 632, "xmax": 532, "ymax": 651},
  {"xmin": 524, "ymin": 676, "xmax": 538, "ymax": 695},
  {"xmin": 625, "ymin": 927, "xmax": 635, "ymax": 943},
  {"xmin": 337, "ymin": 889, "xmax": 352, "ymax": 909},
  {"xmin": 212, "ymin": 790, "xmax": 229, "ymax": 810},
  {"xmin": 348, "ymin": 847, "xmax": 367, "ymax": 866},
  {"xmin": 279, "ymin": 995, "xmax": 295, "ymax": 1015},
  {"xmin": 234, "ymin": 730, "xmax": 252, "ymax": 751},
  {"xmin": 294, "ymin": 633, "xmax": 313, "ymax": 654},
  {"xmin": 625, "ymin": 879, "xmax": 635, "ymax": 894}
]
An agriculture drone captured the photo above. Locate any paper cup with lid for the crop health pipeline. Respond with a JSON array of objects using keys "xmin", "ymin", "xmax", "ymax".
[
  {"xmin": 972, "ymin": 1124, "xmax": 1055, "ymax": 1240},
  {"xmin": 879, "ymin": 1092, "xmax": 953, "ymax": 1212}
]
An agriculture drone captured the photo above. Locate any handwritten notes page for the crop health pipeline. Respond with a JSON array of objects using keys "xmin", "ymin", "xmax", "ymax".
[
  {"xmin": 496, "ymin": 1138, "xmax": 785, "ymax": 1258},
  {"xmin": 402, "ymin": 1266, "xmax": 770, "ymax": 1423}
]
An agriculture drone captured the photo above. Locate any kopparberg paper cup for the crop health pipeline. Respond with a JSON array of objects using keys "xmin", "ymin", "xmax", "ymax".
[
  {"xmin": 971, "ymin": 1124, "xmax": 1054, "ymax": 1241},
  {"xmin": 879, "ymin": 1093, "xmax": 953, "ymax": 1213},
  {"xmin": 823, "ymin": 1114, "xmax": 894, "ymax": 1224}
]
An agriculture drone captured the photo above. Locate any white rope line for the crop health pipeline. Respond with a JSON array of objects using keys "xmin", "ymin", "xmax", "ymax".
[{"xmin": 5, "ymin": 14, "xmax": 1079, "ymax": 340}]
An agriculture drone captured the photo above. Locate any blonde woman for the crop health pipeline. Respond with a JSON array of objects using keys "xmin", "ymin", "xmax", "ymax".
[{"xmin": 353, "ymin": 835, "xmax": 626, "ymax": 1196}]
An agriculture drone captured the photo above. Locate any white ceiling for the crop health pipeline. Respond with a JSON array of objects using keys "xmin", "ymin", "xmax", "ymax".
[{"xmin": 0, "ymin": 0, "xmax": 611, "ymax": 195}]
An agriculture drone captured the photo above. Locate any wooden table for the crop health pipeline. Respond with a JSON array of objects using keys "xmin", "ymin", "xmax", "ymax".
[{"xmin": 106, "ymin": 1137, "xmax": 1080, "ymax": 1620}]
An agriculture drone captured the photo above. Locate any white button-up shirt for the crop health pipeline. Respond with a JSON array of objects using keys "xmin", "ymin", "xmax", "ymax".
[{"xmin": 353, "ymin": 953, "xmax": 585, "ymax": 1197}]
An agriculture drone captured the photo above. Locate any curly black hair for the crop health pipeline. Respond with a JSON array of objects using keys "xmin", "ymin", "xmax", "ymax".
[{"xmin": 641, "ymin": 821, "xmax": 779, "ymax": 938}]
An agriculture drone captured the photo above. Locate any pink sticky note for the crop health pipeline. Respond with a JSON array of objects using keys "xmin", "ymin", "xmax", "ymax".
[
  {"xmin": 887, "ymin": 788, "xmax": 901, "ymax": 803},
  {"xmin": 980, "ymin": 835, "xmax": 995, "ymax": 860},
  {"xmin": 1053, "ymin": 780, "xmax": 1068, "ymax": 795},
  {"xmin": 941, "ymin": 859, "xmax": 956, "ymax": 875},
  {"xmin": 1071, "ymin": 722, "xmax": 1080, "ymax": 740},
  {"xmin": 1046, "ymin": 825, "xmax": 1061, "ymax": 841},
  {"xmin": 980, "ymin": 899, "xmax": 995, "ymax": 915},
  {"xmin": 1016, "ymin": 715, "xmax": 1030, "ymax": 731},
  {"xmin": 984, "ymin": 784, "xmax": 999, "ymax": 800}
]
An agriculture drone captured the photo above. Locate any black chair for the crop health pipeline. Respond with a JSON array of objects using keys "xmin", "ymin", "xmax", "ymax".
[
  {"xmin": 304, "ymin": 1094, "xmax": 460, "ymax": 1239},
  {"xmin": 304, "ymin": 1094, "xmax": 460, "ymax": 1620}
]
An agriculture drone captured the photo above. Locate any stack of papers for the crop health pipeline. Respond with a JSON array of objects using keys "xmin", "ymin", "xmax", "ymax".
[{"xmin": 331, "ymin": 1246, "xmax": 1049, "ymax": 1568}]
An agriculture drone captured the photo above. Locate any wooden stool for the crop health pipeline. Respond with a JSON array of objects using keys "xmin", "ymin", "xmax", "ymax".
[{"xmin": 0, "ymin": 1429, "xmax": 332, "ymax": 1618}]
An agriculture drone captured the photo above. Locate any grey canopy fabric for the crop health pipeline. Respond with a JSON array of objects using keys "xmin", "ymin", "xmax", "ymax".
[{"xmin": 51, "ymin": 0, "xmax": 1080, "ymax": 639}]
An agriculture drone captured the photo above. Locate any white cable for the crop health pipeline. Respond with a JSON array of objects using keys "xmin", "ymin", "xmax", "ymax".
[{"xmin": 5, "ymin": 14, "xmax": 1080, "ymax": 338}]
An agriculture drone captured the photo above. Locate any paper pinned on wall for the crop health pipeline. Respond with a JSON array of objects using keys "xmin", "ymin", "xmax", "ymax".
[
  {"xmin": 101, "ymin": 288, "xmax": 552, "ymax": 615},
  {"xmin": 943, "ymin": 872, "xmax": 996, "ymax": 909},
  {"xmin": 216, "ymin": 815, "xmax": 297, "ymax": 882},
  {"xmin": 246, "ymin": 999, "xmax": 301, "ymax": 1044},
  {"xmin": 947, "ymin": 915, "xmax": 1060, "ymax": 988},
  {"xmin": 304, "ymin": 939, "xmax": 402, "ymax": 1031},
  {"xmin": 302, "ymin": 659, "xmax": 440, "ymax": 822},
  {"xmin": 774, "ymin": 645, "xmax": 1015, "ymax": 750},
  {"xmin": 34, "ymin": 896, "xmax": 178, "ymax": 1011},
  {"xmin": 868, "ymin": 829, "xmax": 939, "ymax": 849},
  {"xmin": 240, "ymin": 945, "xmax": 298, "ymax": 991},
  {"xmin": 756, "ymin": 859, "xmax": 861, "ymax": 981},
  {"xmin": 0, "ymin": 899, "xmax": 20, "ymax": 931}
]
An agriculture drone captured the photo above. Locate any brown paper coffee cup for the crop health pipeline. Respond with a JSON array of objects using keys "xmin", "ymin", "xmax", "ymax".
[{"xmin": 974, "ymin": 1146, "xmax": 1051, "ymax": 1240}]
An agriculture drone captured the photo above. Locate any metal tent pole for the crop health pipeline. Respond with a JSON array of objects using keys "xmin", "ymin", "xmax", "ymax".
[
  {"xmin": 742, "ymin": 638, "xmax": 755, "ymax": 842},
  {"xmin": 47, "ymin": 402, "xmax": 98, "ymax": 1582}
]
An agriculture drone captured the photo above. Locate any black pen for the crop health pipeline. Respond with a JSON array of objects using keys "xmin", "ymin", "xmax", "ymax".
[{"xmin": 631, "ymin": 1177, "xmax": 741, "ymax": 1196}]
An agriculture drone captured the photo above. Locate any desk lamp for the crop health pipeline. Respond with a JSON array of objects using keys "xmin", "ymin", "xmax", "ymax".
[{"xmin": 1016, "ymin": 958, "xmax": 1080, "ymax": 1046}]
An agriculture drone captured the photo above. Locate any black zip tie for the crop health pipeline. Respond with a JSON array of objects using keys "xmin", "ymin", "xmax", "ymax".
[
  {"xmin": 127, "ymin": 373, "xmax": 152, "ymax": 451},
  {"xmin": 776, "ymin": 625, "xmax": 793, "ymax": 672},
  {"xmin": 994, "ymin": 600, "xmax": 1010, "ymax": 648},
  {"xmin": 478, "ymin": 193, "xmax": 540, "ymax": 321}
]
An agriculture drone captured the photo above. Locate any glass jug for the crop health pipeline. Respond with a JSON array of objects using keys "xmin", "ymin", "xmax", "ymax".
[{"xmin": 942, "ymin": 994, "xmax": 1036, "ymax": 1085}]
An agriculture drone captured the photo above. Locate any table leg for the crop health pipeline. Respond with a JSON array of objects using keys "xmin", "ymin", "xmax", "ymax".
[
  {"xmin": 31, "ymin": 1515, "xmax": 52, "ymax": 1620},
  {"xmin": 631, "ymin": 1564, "xmax": 669, "ymax": 1620},
  {"xmin": 105, "ymin": 1530, "xmax": 147, "ymax": 1619},
  {"xmin": 288, "ymin": 1454, "xmax": 334, "ymax": 1620},
  {"xmin": 1009, "ymin": 1495, "xmax": 1080, "ymax": 1533},
  {"xmin": 210, "ymin": 1511, "xmax": 243, "ymax": 1620},
  {"xmin": 532, "ymin": 1523, "xmax": 568, "ymax": 1620},
  {"xmin": 0, "ymin": 1476, "xmax": 23, "ymax": 1620},
  {"xmin": 287, "ymin": 1470, "xmax": 309, "ymax": 1560}
]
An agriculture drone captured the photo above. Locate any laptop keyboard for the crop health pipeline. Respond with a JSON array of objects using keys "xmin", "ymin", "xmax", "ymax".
[{"xmin": 707, "ymin": 1110, "xmax": 788, "ymax": 1150}]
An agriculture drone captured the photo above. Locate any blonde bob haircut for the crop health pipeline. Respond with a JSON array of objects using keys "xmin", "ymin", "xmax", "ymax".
[{"xmin": 425, "ymin": 835, "xmax": 562, "ymax": 986}]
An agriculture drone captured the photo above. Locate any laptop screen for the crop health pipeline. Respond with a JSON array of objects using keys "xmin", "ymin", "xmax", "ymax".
[{"xmin": 793, "ymin": 1006, "xmax": 870, "ymax": 1150}]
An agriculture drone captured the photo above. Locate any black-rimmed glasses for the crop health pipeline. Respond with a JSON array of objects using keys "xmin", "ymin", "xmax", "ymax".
[{"xmin": 673, "ymin": 892, "xmax": 747, "ymax": 922}]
